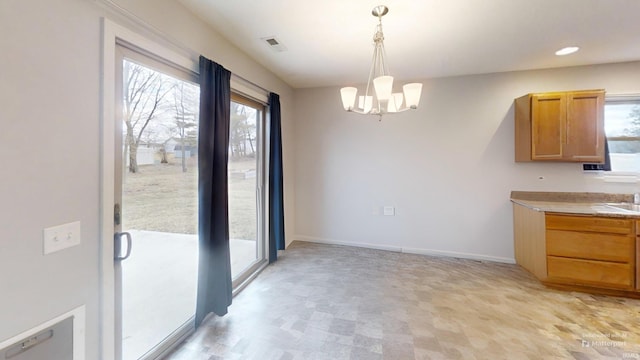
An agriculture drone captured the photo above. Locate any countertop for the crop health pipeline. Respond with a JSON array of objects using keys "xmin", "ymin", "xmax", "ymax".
[{"xmin": 510, "ymin": 191, "xmax": 640, "ymax": 218}]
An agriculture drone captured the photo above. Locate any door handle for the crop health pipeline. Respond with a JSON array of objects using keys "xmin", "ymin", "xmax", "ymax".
[{"xmin": 114, "ymin": 232, "xmax": 132, "ymax": 261}]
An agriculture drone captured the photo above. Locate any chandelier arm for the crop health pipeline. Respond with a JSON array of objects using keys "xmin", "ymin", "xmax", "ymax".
[
  {"xmin": 355, "ymin": 108, "xmax": 405, "ymax": 115},
  {"xmin": 348, "ymin": 107, "xmax": 384, "ymax": 115}
]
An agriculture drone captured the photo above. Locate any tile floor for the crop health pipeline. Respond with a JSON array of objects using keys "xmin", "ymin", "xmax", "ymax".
[{"xmin": 164, "ymin": 241, "xmax": 640, "ymax": 359}]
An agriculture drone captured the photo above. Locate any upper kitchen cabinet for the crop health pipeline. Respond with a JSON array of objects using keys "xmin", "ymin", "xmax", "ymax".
[{"xmin": 515, "ymin": 90, "xmax": 605, "ymax": 162}]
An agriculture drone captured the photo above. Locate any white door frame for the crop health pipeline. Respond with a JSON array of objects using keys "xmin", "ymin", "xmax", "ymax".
[{"xmin": 100, "ymin": 18, "xmax": 197, "ymax": 360}]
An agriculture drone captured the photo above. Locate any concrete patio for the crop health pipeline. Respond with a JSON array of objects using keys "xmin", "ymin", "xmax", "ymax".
[{"xmin": 121, "ymin": 230, "xmax": 257, "ymax": 360}]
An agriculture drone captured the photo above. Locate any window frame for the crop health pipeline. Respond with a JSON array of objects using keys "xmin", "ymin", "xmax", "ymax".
[
  {"xmin": 102, "ymin": 18, "xmax": 199, "ymax": 360},
  {"xmin": 602, "ymin": 94, "xmax": 640, "ymax": 174},
  {"xmin": 605, "ymin": 94, "xmax": 640, "ymax": 143},
  {"xmin": 583, "ymin": 93, "xmax": 640, "ymax": 177},
  {"xmin": 102, "ymin": 18, "xmax": 273, "ymax": 359}
]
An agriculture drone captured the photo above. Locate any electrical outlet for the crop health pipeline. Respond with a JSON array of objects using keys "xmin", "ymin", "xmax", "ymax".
[{"xmin": 43, "ymin": 221, "xmax": 81, "ymax": 255}]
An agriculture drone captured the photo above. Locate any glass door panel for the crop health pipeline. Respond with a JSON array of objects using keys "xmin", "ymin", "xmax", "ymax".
[
  {"xmin": 117, "ymin": 54, "xmax": 199, "ymax": 360},
  {"xmin": 229, "ymin": 98, "xmax": 265, "ymax": 281}
]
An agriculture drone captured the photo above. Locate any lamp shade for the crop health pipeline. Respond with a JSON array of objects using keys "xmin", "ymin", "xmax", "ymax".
[
  {"xmin": 373, "ymin": 75, "xmax": 393, "ymax": 101},
  {"xmin": 388, "ymin": 93, "xmax": 404, "ymax": 113},
  {"xmin": 358, "ymin": 95, "xmax": 373, "ymax": 113},
  {"xmin": 403, "ymin": 83, "xmax": 423, "ymax": 108},
  {"xmin": 340, "ymin": 87, "xmax": 358, "ymax": 110}
]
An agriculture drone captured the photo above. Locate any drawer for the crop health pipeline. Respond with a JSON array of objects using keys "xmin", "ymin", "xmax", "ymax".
[
  {"xmin": 637, "ymin": 232, "xmax": 640, "ymax": 290},
  {"xmin": 547, "ymin": 256, "xmax": 634, "ymax": 289},
  {"xmin": 546, "ymin": 230, "xmax": 634, "ymax": 263},
  {"xmin": 546, "ymin": 214, "xmax": 633, "ymax": 235}
]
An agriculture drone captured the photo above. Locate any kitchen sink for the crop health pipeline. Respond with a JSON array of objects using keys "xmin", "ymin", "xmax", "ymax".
[{"xmin": 604, "ymin": 203, "xmax": 640, "ymax": 212}]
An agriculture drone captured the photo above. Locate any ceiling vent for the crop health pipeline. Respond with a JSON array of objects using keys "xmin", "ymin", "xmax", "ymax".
[{"xmin": 261, "ymin": 37, "xmax": 287, "ymax": 52}]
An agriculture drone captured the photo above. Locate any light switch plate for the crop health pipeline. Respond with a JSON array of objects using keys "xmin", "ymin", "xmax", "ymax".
[
  {"xmin": 383, "ymin": 206, "xmax": 395, "ymax": 216},
  {"xmin": 43, "ymin": 221, "xmax": 81, "ymax": 255}
]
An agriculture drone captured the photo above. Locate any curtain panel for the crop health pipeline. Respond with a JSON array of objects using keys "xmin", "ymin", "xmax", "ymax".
[
  {"xmin": 195, "ymin": 55, "xmax": 232, "ymax": 328},
  {"xmin": 268, "ymin": 93, "xmax": 285, "ymax": 262}
]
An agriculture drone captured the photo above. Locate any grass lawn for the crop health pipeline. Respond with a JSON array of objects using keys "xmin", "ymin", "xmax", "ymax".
[{"xmin": 122, "ymin": 157, "xmax": 258, "ymax": 241}]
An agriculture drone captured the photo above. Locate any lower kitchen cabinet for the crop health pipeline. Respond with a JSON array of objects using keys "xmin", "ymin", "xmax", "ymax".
[
  {"xmin": 513, "ymin": 202, "xmax": 639, "ymax": 297},
  {"xmin": 545, "ymin": 214, "xmax": 635, "ymax": 290}
]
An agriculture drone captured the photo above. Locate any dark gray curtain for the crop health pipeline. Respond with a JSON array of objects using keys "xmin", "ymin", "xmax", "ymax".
[
  {"xmin": 583, "ymin": 138, "xmax": 611, "ymax": 171},
  {"xmin": 603, "ymin": 138, "xmax": 612, "ymax": 171},
  {"xmin": 195, "ymin": 55, "xmax": 232, "ymax": 328},
  {"xmin": 268, "ymin": 93, "xmax": 285, "ymax": 263}
]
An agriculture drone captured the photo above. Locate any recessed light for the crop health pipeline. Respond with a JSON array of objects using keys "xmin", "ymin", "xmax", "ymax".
[{"xmin": 555, "ymin": 46, "xmax": 580, "ymax": 56}]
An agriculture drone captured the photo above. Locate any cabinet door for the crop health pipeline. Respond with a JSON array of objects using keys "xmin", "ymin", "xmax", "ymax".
[
  {"xmin": 531, "ymin": 93, "xmax": 565, "ymax": 160},
  {"xmin": 565, "ymin": 91, "xmax": 604, "ymax": 162}
]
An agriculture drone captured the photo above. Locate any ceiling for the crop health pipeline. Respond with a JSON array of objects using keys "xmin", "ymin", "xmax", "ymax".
[{"xmin": 178, "ymin": 0, "xmax": 640, "ymax": 89}]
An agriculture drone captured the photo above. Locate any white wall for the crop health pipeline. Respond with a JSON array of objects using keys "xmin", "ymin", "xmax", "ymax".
[
  {"xmin": 0, "ymin": 0, "xmax": 294, "ymax": 358},
  {"xmin": 293, "ymin": 61, "xmax": 640, "ymax": 262},
  {"xmin": 0, "ymin": 0, "xmax": 103, "ymax": 356}
]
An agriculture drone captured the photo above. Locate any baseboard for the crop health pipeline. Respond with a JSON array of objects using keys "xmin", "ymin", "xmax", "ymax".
[
  {"xmin": 294, "ymin": 235, "xmax": 516, "ymax": 264},
  {"xmin": 294, "ymin": 235, "xmax": 403, "ymax": 252},
  {"xmin": 401, "ymin": 246, "xmax": 515, "ymax": 264}
]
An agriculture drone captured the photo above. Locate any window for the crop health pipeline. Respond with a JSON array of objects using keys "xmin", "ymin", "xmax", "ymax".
[{"xmin": 604, "ymin": 96, "xmax": 640, "ymax": 172}]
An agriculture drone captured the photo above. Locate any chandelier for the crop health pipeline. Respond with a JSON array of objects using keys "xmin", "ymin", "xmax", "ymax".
[{"xmin": 340, "ymin": 5, "xmax": 423, "ymax": 118}]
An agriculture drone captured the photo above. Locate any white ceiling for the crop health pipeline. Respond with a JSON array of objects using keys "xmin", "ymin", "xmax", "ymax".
[{"xmin": 178, "ymin": 0, "xmax": 640, "ymax": 89}]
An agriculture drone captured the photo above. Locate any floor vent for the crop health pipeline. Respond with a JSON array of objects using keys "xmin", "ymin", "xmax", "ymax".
[{"xmin": 2, "ymin": 317, "xmax": 73, "ymax": 360}]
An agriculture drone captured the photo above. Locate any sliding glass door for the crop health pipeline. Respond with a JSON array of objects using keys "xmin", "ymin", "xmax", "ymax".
[{"xmin": 112, "ymin": 42, "xmax": 268, "ymax": 360}]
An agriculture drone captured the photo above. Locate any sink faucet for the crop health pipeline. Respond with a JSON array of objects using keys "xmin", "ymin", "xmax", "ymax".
[{"xmin": 634, "ymin": 193, "xmax": 640, "ymax": 205}]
